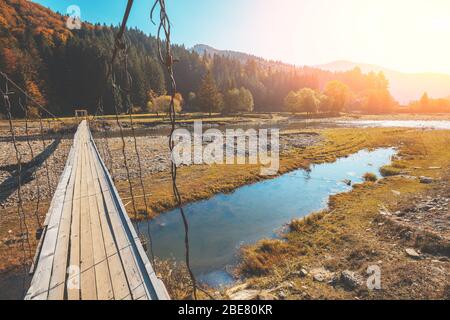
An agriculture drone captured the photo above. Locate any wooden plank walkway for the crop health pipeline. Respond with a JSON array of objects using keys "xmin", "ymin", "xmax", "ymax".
[{"xmin": 25, "ymin": 121, "xmax": 169, "ymax": 300}]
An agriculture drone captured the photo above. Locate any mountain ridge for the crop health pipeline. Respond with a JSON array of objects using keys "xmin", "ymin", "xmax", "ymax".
[{"xmin": 193, "ymin": 45, "xmax": 450, "ymax": 104}]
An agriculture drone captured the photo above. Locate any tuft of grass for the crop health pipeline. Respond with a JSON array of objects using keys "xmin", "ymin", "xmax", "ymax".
[
  {"xmin": 232, "ymin": 129, "xmax": 450, "ymax": 299},
  {"xmin": 380, "ymin": 165, "xmax": 402, "ymax": 177},
  {"xmin": 363, "ymin": 172, "xmax": 378, "ymax": 182},
  {"xmin": 238, "ymin": 239, "xmax": 290, "ymax": 276}
]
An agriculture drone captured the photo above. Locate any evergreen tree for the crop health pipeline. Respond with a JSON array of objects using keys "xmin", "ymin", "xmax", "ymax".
[{"xmin": 196, "ymin": 71, "xmax": 223, "ymax": 116}]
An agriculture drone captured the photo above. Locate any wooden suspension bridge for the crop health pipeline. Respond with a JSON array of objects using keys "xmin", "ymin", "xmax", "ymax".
[{"xmin": 25, "ymin": 121, "xmax": 170, "ymax": 300}]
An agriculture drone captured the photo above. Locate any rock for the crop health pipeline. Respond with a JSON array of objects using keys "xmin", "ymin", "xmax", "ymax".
[
  {"xmin": 343, "ymin": 179, "xmax": 352, "ymax": 186},
  {"xmin": 340, "ymin": 271, "xmax": 363, "ymax": 290},
  {"xmin": 419, "ymin": 176, "xmax": 433, "ymax": 184},
  {"xmin": 229, "ymin": 289, "xmax": 260, "ymax": 300},
  {"xmin": 310, "ymin": 267, "xmax": 335, "ymax": 283},
  {"xmin": 300, "ymin": 268, "xmax": 309, "ymax": 277},
  {"xmin": 225, "ymin": 283, "xmax": 248, "ymax": 296},
  {"xmin": 405, "ymin": 248, "xmax": 421, "ymax": 259},
  {"xmin": 258, "ymin": 291, "xmax": 278, "ymax": 300},
  {"xmin": 277, "ymin": 290, "xmax": 287, "ymax": 300}
]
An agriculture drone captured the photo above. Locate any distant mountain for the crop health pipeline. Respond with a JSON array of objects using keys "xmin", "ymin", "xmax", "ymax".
[
  {"xmin": 192, "ymin": 44, "xmax": 292, "ymax": 71},
  {"xmin": 316, "ymin": 60, "xmax": 450, "ymax": 104},
  {"xmin": 194, "ymin": 46, "xmax": 450, "ymax": 104}
]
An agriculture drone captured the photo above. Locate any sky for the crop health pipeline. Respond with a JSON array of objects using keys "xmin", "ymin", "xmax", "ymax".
[{"xmin": 33, "ymin": 0, "xmax": 450, "ymax": 75}]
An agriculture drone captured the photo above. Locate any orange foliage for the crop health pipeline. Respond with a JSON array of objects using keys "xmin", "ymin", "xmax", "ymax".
[
  {"xmin": 26, "ymin": 80, "xmax": 47, "ymax": 107},
  {"xmin": 0, "ymin": 0, "xmax": 72, "ymax": 45},
  {"xmin": 1, "ymin": 48, "xmax": 18, "ymax": 74}
]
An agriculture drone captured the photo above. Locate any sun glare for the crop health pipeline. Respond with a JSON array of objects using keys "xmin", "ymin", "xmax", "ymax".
[{"xmin": 246, "ymin": 0, "xmax": 450, "ymax": 74}]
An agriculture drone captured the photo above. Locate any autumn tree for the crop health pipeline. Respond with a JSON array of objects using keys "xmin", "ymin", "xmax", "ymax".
[
  {"xmin": 360, "ymin": 72, "xmax": 396, "ymax": 114},
  {"xmin": 284, "ymin": 88, "xmax": 319, "ymax": 115},
  {"xmin": 420, "ymin": 92, "xmax": 430, "ymax": 111},
  {"xmin": 224, "ymin": 87, "xmax": 254, "ymax": 114},
  {"xmin": 147, "ymin": 94, "xmax": 183, "ymax": 115},
  {"xmin": 323, "ymin": 80, "xmax": 350, "ymax": 114}
]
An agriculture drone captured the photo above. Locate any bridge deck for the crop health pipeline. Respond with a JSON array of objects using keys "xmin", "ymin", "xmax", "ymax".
[{"xmin": 25, "ymin": 121, "xmax": 169, "ymax": 300}]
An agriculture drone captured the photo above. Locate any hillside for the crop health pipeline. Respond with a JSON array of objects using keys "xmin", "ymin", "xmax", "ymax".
[
  {"xmin": 193, "ymin": 44, "xmax": 291, "ymax": 72},
  {"xmin": 0, "ymin": 0, "xmax": 410, "ymax": 116},
  {"xmin": 317, "ymin": 60, "xmax": 450, "ymax": 104}
]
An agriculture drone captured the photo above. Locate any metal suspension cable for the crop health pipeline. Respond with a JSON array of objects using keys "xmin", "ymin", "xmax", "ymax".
[
  {"xmin": 151, "ymin": 0, "xmax": 200, "ymax": 300},
  {"xmin": 111, "ymin": 72, "xmax": 140, "ymax": 222},
  {"xmin": 0, "ymin": 72, "xmax": 57, "ymax": 194},
  {"xmin": 1, "ymin": 84, "xmax": 33, "ymax": 267},
  {"xmin": 121, "ymin": 43, "xmax": 156, "ymax": 264},
  {"xmin": 37, "ymin": 116, "xmax": 54, "ymax": 195},
  {"xmin": 93, "ymin": 0, "xmax": 135, "ymax": 118},
  {"xmin": 0, "ymin": 71, "xmax": 65, "ymax": 125},
  {"xmin": 90, "ymin": 0, "xmax": 158, "ymax": 270},
  {"xmin": 96, "ymin": 98, "xmax": 114, "ymax": 178},
  {"xmin": 18, "ymin": 97, "xmax": 42, "ymax": 229}
]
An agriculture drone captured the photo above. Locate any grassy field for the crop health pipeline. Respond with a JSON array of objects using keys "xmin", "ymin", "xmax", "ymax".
[{"xmin": 2, "ymin": 112, "xmax": 449, "ymax": 133}]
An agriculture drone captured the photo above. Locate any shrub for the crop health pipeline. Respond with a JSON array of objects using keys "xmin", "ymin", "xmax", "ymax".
[
  {"xmin": 379, "ymin": 165, "xmax": 402, "ymax": 177},
  {"xmin": 27, "ymin": 106, "xmax": 40, "ymax": 119},
  {"xmin": 363, "ymin": 172, "xmax": 378, "ymax": 182}
]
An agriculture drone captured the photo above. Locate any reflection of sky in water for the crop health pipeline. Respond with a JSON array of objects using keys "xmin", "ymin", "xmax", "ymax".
[{"xmin": 138, "ymin": 148, "xmax": 396, "ymax": 287}]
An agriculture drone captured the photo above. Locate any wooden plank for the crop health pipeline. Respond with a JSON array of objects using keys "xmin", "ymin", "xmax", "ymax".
[
  {"xmin": 25, "ymin": 123, "xmax": 79, "ymax": 300},
  {"xmin": 89, "ymin": 132, "xmax": 170, "ymax": 300},
  {"xmin": 47, "ymin": 133, "xmax": 82, "ymax": 300},
  {"xmin": 79, "ymin": 132, "xmax": 97, "ymax": 300},
  {"xmin": 87, "ymin": 142, "xmax": 131, "ymax": 300},
  {"xmin": 67, "ymin": 125, "xmax": 84, "ymax": 300},
  {"xmin": 85, "ymin": 143, "xmax": 114, "ymax": 300},
  {"xmin": 27, "ymin": 120, "xmax": 169, "ymax": 300},
  {"xmin": 89, "ymin": 141, "xmax": 148, "ymax": 300}
]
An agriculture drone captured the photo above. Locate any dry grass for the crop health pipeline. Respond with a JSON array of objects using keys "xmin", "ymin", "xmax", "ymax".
[
  {"xmin": 117, "ymin": 127, "xmax": 420, "ymax": 218},
  {"xmin": 235, "ymin": 129, "xmax": 450, "ymax": 299},
  {"xmin": 363, "ymin": 172, "xmax": 378, "ymax": 182}
]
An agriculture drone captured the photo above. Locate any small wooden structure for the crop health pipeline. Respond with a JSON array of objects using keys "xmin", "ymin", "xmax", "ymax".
[
  {"xmin": 26, "ymin": 121, "xmax": 169, "ymax": 300},
  {"xmin": 75, "ymin": 109, "xmax": 88, "ymax": 120}
]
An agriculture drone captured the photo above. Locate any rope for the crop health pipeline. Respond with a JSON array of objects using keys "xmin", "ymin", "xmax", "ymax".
[{"xmin": 151, "ymin": 0, "xmax": 200, "ymax": 300}]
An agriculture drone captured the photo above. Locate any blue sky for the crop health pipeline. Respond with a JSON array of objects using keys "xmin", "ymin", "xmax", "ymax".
[
  {"xmin": 33, "ymin": 0, "xmax": 252, "ymax": 51},
  {"xmin": 33, "ymin": 0, "xmax": 450, "ymax": 74}
]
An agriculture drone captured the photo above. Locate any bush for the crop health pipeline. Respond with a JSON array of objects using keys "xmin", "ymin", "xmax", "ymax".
[
  {"xmin": 379, "ymin": 165, "xmax": 402, "ymax": 177},
  {"xmin": 363, "ymin": 172, "xmax": 378, "ymax": 182},
  {"xmin": 27, "ymin": 106, "xmax": 40, "ymax": 119}
]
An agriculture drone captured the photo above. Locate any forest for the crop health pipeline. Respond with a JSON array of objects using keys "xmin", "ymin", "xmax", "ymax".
[{"xmin": 1, "ymin": 0, "xmax": 447, "ymax": 117}]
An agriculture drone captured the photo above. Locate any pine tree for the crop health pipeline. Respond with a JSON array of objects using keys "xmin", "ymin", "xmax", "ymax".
[{"xmin": 196, "ymin": 71, "xmax": 223, "ymax": 116}]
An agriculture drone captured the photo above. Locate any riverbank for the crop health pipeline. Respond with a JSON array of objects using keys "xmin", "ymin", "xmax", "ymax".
[
  {"xmin": 112, "ymin": 127, "xmax": 420, "ymax": 216},
  {"xmin": 226, "ymin": 129, "xmax": 450, "ymax": 300},
  {"xmin": 0, "ymin": 118, "xmax": 449, "ymax": 299}
]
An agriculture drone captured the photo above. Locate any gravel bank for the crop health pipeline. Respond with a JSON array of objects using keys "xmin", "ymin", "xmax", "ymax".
[{"xmin": 0, "ymin": 128, "xmax": 321, "ymax": 209}]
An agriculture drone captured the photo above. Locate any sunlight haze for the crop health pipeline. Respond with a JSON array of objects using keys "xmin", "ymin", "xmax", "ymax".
[{"xmin": 33, "ymin": 0, "xmax": 450, "ymax": 74}]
